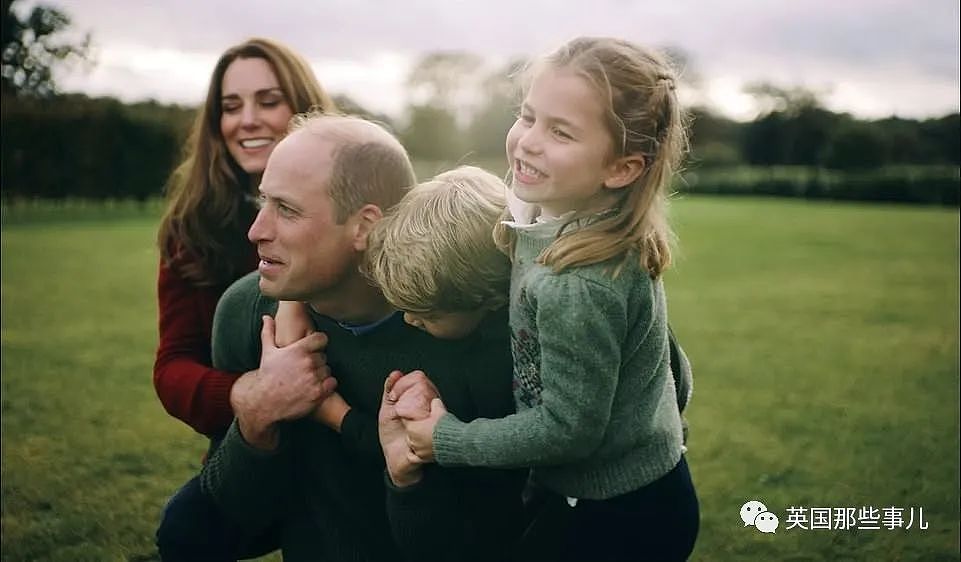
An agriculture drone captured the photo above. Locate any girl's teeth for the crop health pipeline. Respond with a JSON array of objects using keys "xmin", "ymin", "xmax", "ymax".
[
  {"xmin": 241, "ymin": 139, "xmax": 271, "ymax": 148},
  {"xmin": 519, "ymin": 162, "xmax": 542, "ymax": 177}
]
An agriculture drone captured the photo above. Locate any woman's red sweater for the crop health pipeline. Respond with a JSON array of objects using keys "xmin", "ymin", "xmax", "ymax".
[{"xmin": 153, "ymin": 250, "xmax": 258, "ymax": 436}]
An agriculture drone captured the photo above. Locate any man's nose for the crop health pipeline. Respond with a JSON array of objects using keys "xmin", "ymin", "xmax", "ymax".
[{"xmin": 248, "ymin": 207, "xmax": 272, "ymax": 243}]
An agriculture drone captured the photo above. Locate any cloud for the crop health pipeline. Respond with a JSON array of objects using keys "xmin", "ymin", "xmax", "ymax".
[{"xmin": 39, "ymin": 0, "xmax": 961, "ymax": 119}]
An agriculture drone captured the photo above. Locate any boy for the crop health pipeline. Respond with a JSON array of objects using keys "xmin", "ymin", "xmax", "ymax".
[{"xmin": 363, "ymin": 165, "xmax": 511, "ymax": 339}]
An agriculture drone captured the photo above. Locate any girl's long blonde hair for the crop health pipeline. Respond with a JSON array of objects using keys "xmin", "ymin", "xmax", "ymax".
[
  {"xmin": 157, "ymin": 37, "xmax": 336, "ymax": 287},
  {"xmin": 496, "ymin": 37, "xmax": 688, "ymax": 279}
]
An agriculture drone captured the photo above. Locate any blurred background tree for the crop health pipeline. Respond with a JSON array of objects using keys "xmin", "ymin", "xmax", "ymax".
[
  {"xmin": 401, "ymin": 51, "xmax": 483, "ymax": 162},
  {"xmin": 464, "ymin": 57, "xmax": 526, "ymax": 161},
  {"xmin": 1, "ymin": 0, "xmax": 92, "ymax": 97}
]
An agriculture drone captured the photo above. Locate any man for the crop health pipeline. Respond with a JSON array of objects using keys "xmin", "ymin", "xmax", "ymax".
[{"xmin": 199, "ymin": 114, "xmax": 525, "ymax": 561}]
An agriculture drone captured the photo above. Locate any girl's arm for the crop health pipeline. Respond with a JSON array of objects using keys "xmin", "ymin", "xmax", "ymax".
[{"xmin": 408, "ymin": 274, "xmax": 633, "ymax": 468}]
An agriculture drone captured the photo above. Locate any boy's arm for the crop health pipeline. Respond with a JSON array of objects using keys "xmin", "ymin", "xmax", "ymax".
[
  {"xmin": 273, "ymin": 301, "xmax": 353, "ymax": 436},
  {"xmin": 308, "ymin": 392, "xmax": 387, "ymax": 463},
  {"xmin": 273, "ymin": 300, "xmax": 383, "ymax": 456},
  {"xmin": 273, "ymin": 300, "xmax": 313, "ymax": 345}
]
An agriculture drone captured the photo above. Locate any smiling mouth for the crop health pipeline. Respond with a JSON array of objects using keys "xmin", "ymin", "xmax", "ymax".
[
  {"xmin": 240, "ymin": 139, "xmax": 272, "ymax": 149},
  {"xmin": 514, "ymin": 158, "xmax": 547, "ymax": 180}
]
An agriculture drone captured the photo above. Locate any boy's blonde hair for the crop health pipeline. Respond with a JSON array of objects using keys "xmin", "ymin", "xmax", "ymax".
[
  {"xmin": 496, "ymin": 36, "xmax": 688, "ymax": 278},
  {"xmin": 363, "ymin": 166, "xmax": 510, "ymax": 313}
]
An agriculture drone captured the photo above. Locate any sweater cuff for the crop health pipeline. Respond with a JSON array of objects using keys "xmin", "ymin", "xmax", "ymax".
[
  {"xmin": 432, "ymin": 413, "xmax": 471, "ymax": 466},
  {"xmin": 203, "ymin": 374, "xmax": 238, "ymax": 430},
  {"xmin": 383, "ymin": 465, "xmax": 450, "ymax": 507},
  {"xmin": 227, "ymin": 417, "xmax": 286, "ymax": 459},
  {"xmin": 339, "ymin": 408, "xmax": 382, "ymax": 460}
]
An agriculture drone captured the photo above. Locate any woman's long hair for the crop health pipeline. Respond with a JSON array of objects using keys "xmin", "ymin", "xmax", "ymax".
[{"xmin": 157, "ymin": 37, "xmax": 336, "ymax": 286}]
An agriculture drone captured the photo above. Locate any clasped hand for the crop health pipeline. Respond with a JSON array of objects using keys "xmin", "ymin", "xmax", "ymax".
[
  {"xmin": 233, "ymin": 315, "xmax": 338, "ymax": 449},
  {"xmin": 378, "ymin": 370, "xmax": 448, "ymax": 486}
]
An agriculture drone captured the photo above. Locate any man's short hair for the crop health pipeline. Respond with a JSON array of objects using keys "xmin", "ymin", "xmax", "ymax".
[
  {"xmin": 363, "ymin": 166, "xmax": 510, "ymax": 313},
  {"xmin": 289, "ymin": 112, "xmax": 416, "ymax": 222}
]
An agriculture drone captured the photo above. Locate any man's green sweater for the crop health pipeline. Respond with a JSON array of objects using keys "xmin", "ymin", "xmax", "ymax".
[
  {"xmin": 200, "ymin": 272, "xmax": 524, "ymax": 562},
  {"xmin": 433, "ymin": 218, "xmax": 685, "ymax": 500}
]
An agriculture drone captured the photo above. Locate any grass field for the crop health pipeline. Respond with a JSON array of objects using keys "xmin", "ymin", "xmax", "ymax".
[{"xmin": 2, "ymin": 196, "xmax": 958, "ymax": 561}]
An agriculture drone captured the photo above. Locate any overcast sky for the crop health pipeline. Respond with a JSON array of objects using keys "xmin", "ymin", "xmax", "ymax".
[{"xmin": 33, "ymin": 0, "xmax": 961, "ymax": 121}]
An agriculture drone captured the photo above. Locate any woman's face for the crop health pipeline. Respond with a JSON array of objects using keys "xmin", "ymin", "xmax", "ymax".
[{"xmin": 219, "ymin": 57, "xmax": 294, "ymax": 180}]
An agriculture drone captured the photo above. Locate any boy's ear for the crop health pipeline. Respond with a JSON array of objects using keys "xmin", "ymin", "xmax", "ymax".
[
  {"xmin": 603, "ymin": 154, "xmax": 645, "ymax": 190},
  {"xmin": 350, "ymin": 204, "xmax": 384, "ymax": 251}
]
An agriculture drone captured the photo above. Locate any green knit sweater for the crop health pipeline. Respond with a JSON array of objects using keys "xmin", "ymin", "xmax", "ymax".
[
  {"xmin": 433, "ymin": 218, "xmax": 685, "ymax": 500},
  {"xmin": 200, "ymin": 272, "xmax": 525, "ymax": 562}
]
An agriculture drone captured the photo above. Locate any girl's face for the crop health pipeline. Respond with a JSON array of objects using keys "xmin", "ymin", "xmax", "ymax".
[
  {"xmin": 220, "ymin": 57, "xmax": 294, "ymax": 182},
  {"xmin": 506, "ymin": 66, "xmax": 621, "ymax": 218}
]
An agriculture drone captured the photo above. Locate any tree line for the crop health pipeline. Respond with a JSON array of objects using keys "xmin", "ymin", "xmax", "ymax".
[
  {"xmin": 2, "ymin": 72, "xmax": 957, "ymax": 204},
  {"xmin": 1, "ymin": 2, "xmax": 957, "ymax": 205}
]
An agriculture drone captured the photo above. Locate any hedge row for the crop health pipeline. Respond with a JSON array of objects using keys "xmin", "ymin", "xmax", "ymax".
[
  {"xmin": 679, "ymin": 166, "xmax": 960, "ymax": 206},
  {"xmin": 1, "ymin": 97, "xmax": 184, "ymax": 201},
  {"xmin": 2, "ymin": 96, "xmax": 958, "ymax": 207}
]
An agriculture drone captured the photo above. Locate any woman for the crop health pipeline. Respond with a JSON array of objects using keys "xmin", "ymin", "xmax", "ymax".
[
  {"xmin": 155, "ymin": 37, "xmax": 334, "ymax": 436},
  {"xmin": 153, "ymin": 37, "xmax": 335, "ymax": 560}
]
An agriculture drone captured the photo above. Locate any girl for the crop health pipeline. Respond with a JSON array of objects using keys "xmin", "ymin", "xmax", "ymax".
[{"xmin": 403, "ymin": 36, "xmax": 699, "ymax": 561}]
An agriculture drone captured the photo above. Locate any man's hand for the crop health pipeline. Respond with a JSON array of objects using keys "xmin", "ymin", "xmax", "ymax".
[
  {"xmin": 388, "ymin": 370, "xmax": 444, "ymax": 463},
  {"xmin": 379, "ymin": 371, "xmax": 434, "ymax": 487},
  {"xmin": 233, "ymin": 315, "xmax": 337, "ymax": 450}
]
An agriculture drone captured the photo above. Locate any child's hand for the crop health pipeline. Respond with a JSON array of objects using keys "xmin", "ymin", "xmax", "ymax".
[
  {"xmin": 403, "ymin": 398, "xmax": 447, "ymax": 463},
  {"xmin": 388, "ymin": 370, "xmax": 439, "ymax": 421},
  {"xmin": 393, "ymin": 383, "xmax": 431, "ymax": 421},
  {"xmin": 379, "ymin": 371, "xmax": 424, "ymax": 487},
  {"xmin": 274, "ymin": 301, "xmax": 314, "ymax": 347},
  {"xmin": 311, "ymin": 390, "xmax": 349, "ymax": 432}
]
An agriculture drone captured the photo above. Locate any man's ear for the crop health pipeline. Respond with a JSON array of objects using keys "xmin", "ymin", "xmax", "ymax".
[
  {"xmin": 603, "ymin": 154, "xmax": 645, "ymax": 190},
  {"xmin": 350, "ymin": 204, "xmax": 384, "ymax": 251}
]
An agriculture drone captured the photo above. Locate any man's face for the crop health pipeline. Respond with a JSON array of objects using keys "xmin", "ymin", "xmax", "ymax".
[{"xmin": 248, "ymin": 130, "xmax": 359, "ymax": 302}]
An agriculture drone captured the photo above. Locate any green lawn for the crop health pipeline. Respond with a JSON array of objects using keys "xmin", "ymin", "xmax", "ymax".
[{"xmin": 2, "ymin": 196, "xmax": 958, "ymax": 561}]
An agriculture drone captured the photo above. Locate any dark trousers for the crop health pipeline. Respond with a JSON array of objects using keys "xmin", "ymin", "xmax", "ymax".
[
  {"xmin": 517, "ymin": 456, "xmax": 699, "ymax": 562},
  {"xmin": 155, "ymin": 475, "xmax": 278, "ymax": 562}
]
